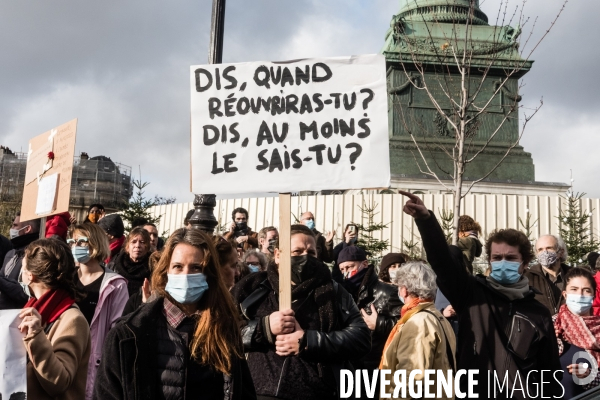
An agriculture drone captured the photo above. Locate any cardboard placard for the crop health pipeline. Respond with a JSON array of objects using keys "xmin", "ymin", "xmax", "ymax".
[
  {"xmin": 20, "ymin": 119, "xmax": 77, "ymax": 222},
  {"xmin": 190, "ymin": 55, "xmax": 390, "ymax": 194}
]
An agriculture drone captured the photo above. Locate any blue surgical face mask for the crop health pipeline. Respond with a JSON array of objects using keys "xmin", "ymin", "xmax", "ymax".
[
  {"xmin": 72, "ymin": 246, "xmax": 91, "ymax": 264},
  {"xmin": 566, "ymin": 294, "xmax": 594, "ymax": 315},
  {"xmin": 490, "ymin": 260, "xmax": 522, "ymax": 285},
  {"xmin": 165, "ymin": 273, "xmax": 209, "ymax": 304},
  {"xmin": 305, "ymin": 220, "xmax": 315, "ymax": 230},
  {"xmin": 248, "ymin": 264, "xmax": 260, "ymax": 273}
]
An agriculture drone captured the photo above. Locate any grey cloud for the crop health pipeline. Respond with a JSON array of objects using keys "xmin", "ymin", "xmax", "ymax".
[{"xmin": 0, "ymin": 0, "xmax": 598, "ymax": 201}]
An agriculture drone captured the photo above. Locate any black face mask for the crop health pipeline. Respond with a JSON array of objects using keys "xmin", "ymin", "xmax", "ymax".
[
  {"xmin": 235, "ymin": 221, "xmax": 248, "ymax": 232},
  {"xmin": 290, "ymin": 255, "xmax": 321, "ymax": 285}
]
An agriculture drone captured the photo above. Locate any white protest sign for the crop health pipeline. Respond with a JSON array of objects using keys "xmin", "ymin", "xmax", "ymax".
[
  {"xmin": 190, "ymin": 54, "xmax": 390, "ymax": 195},
  {"xmin": 0, "ymin": 310, "xmax": 27, "ymax": 399}
]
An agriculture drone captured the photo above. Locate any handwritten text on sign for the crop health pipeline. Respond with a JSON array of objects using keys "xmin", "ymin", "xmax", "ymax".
[{"xmin": 190, "ymin": 55, "xmax": 390, "ymax": 195}]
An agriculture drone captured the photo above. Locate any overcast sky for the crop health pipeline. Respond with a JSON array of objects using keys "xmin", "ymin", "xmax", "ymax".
[{"xmin": 1, "ymin": 0, "xmax": 597, "ymax": 201}]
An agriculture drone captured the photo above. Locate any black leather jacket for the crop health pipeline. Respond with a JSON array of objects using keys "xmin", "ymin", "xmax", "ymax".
[
  {"xmin": 233, "ymin": 272, "xmax": 370, "ymax": 400},
  {"xmin": 349, "ymin": 266, "xmax": 403, "ymax": 370}
]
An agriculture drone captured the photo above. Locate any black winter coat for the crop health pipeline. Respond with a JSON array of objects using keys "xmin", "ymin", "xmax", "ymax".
[
  {"xmin": 313, "ymin": 229, "xmax": 334, "ymax": 263},
  {"xmin": 232, "ymin": 268, "xmax": 370, "ymax": 400},
  {"xmin": 0, "ymin": 232, "xmax": 38, "ymax": 310},
  {"xmin": 93, "ymin": 297, "xmax": 256, "ymax": 400},
  {"xmin": 416, "ymin": 212, "xmax": 563, "ymax": 399},
  {"xmin": 107, "ymin": 251, "xmax": 151, "ymax": 296},
  {"xmin": 345, "ymin": 265, "xmax": 402, "ymax": 370},
  {"xmin": 523, "ymin": 263, "xmax": 571, "ymax": 315}
]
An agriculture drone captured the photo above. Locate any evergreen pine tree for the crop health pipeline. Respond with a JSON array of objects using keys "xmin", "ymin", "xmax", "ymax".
[
  {"xmin": 354, "ymin": 199, "xmax": 390, "ymax": 265},
  {"xmin": 119, "ymin": 179, "xmax": 162, "ymax": 232},
  {"xmin": 558, "ymin": 189, "xmax": 599, "ymax": 265}
]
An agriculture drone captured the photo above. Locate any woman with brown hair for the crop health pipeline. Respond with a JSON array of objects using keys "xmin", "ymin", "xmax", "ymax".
[
  {"xmin": 94, "ymin": 228, "xmax": 256, "ymax": 400},
  {"xmin": 18, "ymin": 239, "xmax": 90, "ymax": 400},
  {"xmin": 212, "ymin": 236, "xmax": 240, "ymax": 290},
  {"xmin": 107, "ymin": 226, "xmax": 151, "ymax": 296}
]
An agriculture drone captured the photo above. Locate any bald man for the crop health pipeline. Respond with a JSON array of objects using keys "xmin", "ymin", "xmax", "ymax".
[{"xmin": 300, "ymin": 211, "xmax": 334, "ymax": 263}]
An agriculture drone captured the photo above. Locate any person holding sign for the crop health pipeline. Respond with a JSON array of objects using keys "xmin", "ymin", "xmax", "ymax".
[
  {"xmin": 223, "ymin": 207, "xmax": 259, "ymax": 251},
  {"xmin": 94, "ymin": 228, "xmax": 256, "ymax": 400},
  {"xmin": 18, "ymin": 238, "xmax": 90, "ymax": 400},
  {"xmin": 231, "ymin": 224, "xmax": 370, "ymax": 400}
]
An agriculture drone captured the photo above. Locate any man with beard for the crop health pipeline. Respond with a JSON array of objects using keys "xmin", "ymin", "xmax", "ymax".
[
  {"xmin": 231, "ymin": 224, "xmax": 370, "ymax": 400},
  {"xmin": 524, "ymin": 234, "xmax": 571, "ymax": 315},
  {"xmin": 0, "ymin": 213, "xmax": 41, "ymax": 309},
  {"xmin": 224, "ymin": 207, "xmax": 258, "ymax": 252}
]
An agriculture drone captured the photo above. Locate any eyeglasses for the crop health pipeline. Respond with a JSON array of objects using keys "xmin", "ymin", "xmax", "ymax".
[{"xmin": 67, "ymin": 237, "xmax": 89, "ymax": 247}]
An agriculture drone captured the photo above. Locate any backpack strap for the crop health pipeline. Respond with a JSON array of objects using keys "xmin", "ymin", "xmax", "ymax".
[
  {"xmin": 240, "ymin": 280, "xmax": 271, "ymax": 320},
  {"xmin": 421, "ymin": 309, "xmax": 456, "ymax": 373}
]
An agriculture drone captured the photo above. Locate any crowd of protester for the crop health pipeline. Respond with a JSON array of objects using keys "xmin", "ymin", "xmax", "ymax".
[{"xmin": 0, "ymin": 195, "xmax": 600, "ymax": 399}]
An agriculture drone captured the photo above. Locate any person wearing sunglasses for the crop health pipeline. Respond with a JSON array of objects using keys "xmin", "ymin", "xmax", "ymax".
[{"xmin": 69, "ymin": 224, "xmax": 129, "ymax": 400}]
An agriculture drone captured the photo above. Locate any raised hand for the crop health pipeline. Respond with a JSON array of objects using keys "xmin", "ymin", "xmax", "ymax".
[
  {"xmin": 398, "ymin": 190, "xmax": 429, "ymax": 220},
  {"xmin": 325, "ymin": 231, "xmax": 335, "ymax": 242}
]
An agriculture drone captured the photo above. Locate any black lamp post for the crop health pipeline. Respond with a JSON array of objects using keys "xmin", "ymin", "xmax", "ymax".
[{"xmin": 189, "ymin": 0, "xmax": 226, "ymax": 233}]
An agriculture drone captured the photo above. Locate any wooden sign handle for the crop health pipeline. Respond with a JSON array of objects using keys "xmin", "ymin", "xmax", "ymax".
[{"xmin": 278, "ymin": 193, "xmax": 292, "ymax": 310}]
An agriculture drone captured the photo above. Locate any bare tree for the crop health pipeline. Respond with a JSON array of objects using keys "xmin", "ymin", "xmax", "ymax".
[{"xmin": 387, "ymin": 0, "xmax": 566, "ymax": 244}]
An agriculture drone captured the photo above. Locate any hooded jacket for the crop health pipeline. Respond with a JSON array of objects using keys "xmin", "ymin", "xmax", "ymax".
[
  {"xmin": 231, "ymin": 260, "xmax": 371, "ymax": 400},
  {"xmin": 0, "ymin": 232, "xmax": 39, "ymax": 309},
  {"xmin": 84, "ymin": 269, "xmax": 129, "ymax": 400},
  {"xmin": 523, "ymin": 262, "xmax": 571, "ymax": 315},
  {"xmin": 93, "ymin": 297, "xmax": 255, "ymax": 400},
  {"xmin": 415, "ymin": 212, "xmax": 563, "ymax": 399}
]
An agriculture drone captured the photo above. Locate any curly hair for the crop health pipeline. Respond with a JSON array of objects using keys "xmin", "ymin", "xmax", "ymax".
[
  {"xmin": 152, "ymin": 229, "xmax": 242, "ymax": 374},
  {"xmin": 458, "ymin": 215, "xmax": 481, "ymax": 234},
  {"xmin": 485, "ymin": 229, "xmax": 533, "ymax": 265},
  {"xmin": 24, "ymin": 239, "xmax": 86, "ymax": 301}
]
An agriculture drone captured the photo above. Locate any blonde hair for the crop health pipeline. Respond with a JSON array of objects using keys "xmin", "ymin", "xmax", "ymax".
[{"xmin": 72, "ymin": 223, "xmax": 110, "ymax": 262}]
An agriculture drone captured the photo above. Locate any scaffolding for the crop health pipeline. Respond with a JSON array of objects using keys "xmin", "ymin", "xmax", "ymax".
[
  {"xmin": 0, "ymin": 148, "xmax": 132, "ymax": 212},
  {"xmin": 70, "ymin": 154, "xmax": 132, "ymax": 210},
  {"xmin": 0, "ymin": 147, "xmax": 27, "ymax": 203}
]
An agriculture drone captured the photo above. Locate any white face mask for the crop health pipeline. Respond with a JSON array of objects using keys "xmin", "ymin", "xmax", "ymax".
[
  {"xmin": 389, "ymin": 269, "xmax": 398, "ymax": 282},
  {"xmin": 9, "ymin": 226, "xmax": 28, "ymax": 239}
]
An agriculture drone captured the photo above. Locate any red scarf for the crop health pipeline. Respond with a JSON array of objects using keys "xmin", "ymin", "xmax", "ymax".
[
  {"xmin": 24, "ymin": 288, "xmax": 76, "ymax": 325},
  {"xmin": 106, "ymin": 235, "xmax": 125, "ymax": 264},
  {"xmin": 554, "ymin": 304, "xmax": 600, "ymax": 366}
]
